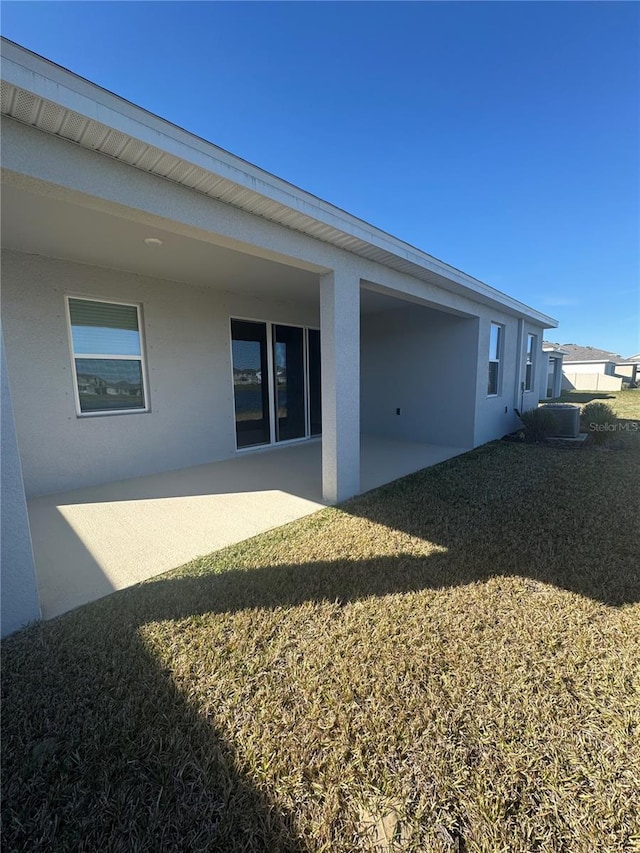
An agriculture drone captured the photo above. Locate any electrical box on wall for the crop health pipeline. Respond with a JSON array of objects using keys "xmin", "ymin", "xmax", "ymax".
[{"xmin": 396, "ymin": 408, "xmax": 401, "ymax": 416}]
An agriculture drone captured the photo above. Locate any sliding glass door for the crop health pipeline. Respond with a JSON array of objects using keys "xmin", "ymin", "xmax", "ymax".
[
  {"xmin": 231, "ymin": 319, "xmax": 321, "ymax": 449},
  {"xmin": 308, "ymin": 328, "xmax": 322, "ymax": 437},
  {"xmin": 273, "ymin": 324, "xmax": 306, "ymax": 442},
  {"xmin": 231, "ymin": 320, "xmax": 271, "ymax": 448}
]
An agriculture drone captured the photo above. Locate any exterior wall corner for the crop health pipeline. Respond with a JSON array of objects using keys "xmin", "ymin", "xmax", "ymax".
[{"xmin": 1, "ymin": 329, "xmax": 41, "ymax": 637}]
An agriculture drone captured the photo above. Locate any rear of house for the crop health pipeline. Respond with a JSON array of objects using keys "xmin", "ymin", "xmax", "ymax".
[{"xmin": 0, "ymin": 39, "xmax": 557, "ymax": 635}]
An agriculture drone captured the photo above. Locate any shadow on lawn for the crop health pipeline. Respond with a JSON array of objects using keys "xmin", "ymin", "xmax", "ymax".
[
  {"xmin": 3, "ymin": 438, "xmax": 639, "ymax": 851},
  {"xmin": 5, "ymin": 535, "xmax": 637, "ymax": 850},
  {"xmin": 3, "ymin": 551, "xmax": 481, "ymax": 852},
  {"xmin": 558, "ymin": 392, "xmax": 616, "ymax": 403},
  {"xmin": 2, "ymin": 590, "xmax": 314, "ymax": 852}
]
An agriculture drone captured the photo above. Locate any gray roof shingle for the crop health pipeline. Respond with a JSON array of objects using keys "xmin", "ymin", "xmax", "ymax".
[{"xmin": 552, "ymin": 344, "xmax": 622, "ymax": 363}]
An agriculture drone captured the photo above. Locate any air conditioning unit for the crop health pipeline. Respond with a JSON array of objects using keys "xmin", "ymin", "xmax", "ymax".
[{"xmin": 540, "ymin": 403, "xmax": 581, "ymax": 438}]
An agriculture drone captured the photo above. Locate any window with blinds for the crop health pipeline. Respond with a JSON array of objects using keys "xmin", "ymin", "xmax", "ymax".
[{"xmin": 67, "ymin": 297, "xmax": 148, "ymax": 415}]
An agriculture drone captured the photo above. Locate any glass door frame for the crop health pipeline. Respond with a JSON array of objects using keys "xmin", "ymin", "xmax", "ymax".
[{"xmin": 229, "ymin": 316, "xmax": 321, "ymax": 452}]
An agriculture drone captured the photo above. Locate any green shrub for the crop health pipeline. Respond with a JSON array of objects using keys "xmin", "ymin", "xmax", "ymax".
[
  {"xmin": 582, "ymin": 401, "xmax": 617, "ymax": 445},
  {"xmin": 519, "ymin": 408, "xmax": 559, "ymax": 443}
]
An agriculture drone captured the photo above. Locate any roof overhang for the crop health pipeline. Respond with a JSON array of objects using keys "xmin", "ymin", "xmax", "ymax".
[
  {"xmin": 563, "ymin": 359, "xmax": 617, "ymax": 365},
  {"xmin": 0, "ymin": 37, "xmax": 558, "ymax": 328}
]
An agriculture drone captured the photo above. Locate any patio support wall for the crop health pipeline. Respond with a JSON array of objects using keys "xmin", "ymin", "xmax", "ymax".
[
  {"xmin": 1, "ymin": 330, "xmax": 41, "ymax": 636},
  {"xmin": 513, "ymin": 318, "xmax": 525, "ymax": 410},
  {"xmin": 320, "ymin": 269, "xmax": 360, "ymax": 503},
  {"xmin": 553, "ymin": 358, "xmax": 563, "ymax": 398}
]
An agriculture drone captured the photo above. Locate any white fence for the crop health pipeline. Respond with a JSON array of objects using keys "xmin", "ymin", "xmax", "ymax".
[{"xmin": 562, "ymin": 372, "xmax": 623, "ymax": 391}]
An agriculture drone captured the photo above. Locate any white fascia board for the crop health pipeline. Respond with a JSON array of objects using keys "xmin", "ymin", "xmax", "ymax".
[
  {"xmin": 0, "ymin": 38, "xmax": 558, "ymax": 328},
  {"xmin": 563, "ymin": 359, "xmax": 617, "ymax": 365}
]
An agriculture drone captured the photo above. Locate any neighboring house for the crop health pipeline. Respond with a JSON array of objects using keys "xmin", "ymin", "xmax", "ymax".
[
  {"xmin": 553, "ymin": 343, "xmax": 637, "ymax": 391},
  {"xmin": 615, "ymin": 355, "xmax": 640, "ymax": 385},
  {"xmin": 541, "ymin": 343, "xmax": 567, "ymax": 399},
  {"xmin": 0, "ymin": 40, "xmax": 558, "ymax": 634}
]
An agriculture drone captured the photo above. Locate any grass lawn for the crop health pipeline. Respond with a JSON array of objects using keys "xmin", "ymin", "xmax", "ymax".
[
  {"xmin": 556, "ymin": 388, "xmax": 639, "ymax": 412},
  {"xmin": 2, "ymin": 391, "xmax": 639, "ymax": 852}
]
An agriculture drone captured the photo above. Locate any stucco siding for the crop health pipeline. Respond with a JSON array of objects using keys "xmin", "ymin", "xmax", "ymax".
[
  {"xmin": 522, "ymin": 322, "xmax": 547, "ymax": 406},
  {"xmin": 540, "ymin": 353, "xmax": 564, "ymax": 399},
  {"xmin": 564, "ymin": 361, "xmax": 615, "ymax": 375},
  {"xmin": 361, "ymin": 306, "xmax": 477, "ymax": 448},
  {"xmin": 1, "ymin": 250, "xmax": 318, "ymax": 496},
  {"xmin": 473, "ymin": 313, "xmax": 518, "ymax": 445},
  {"xmin": 473, "ymin": 318, "xmax": 544, "ymax": 443},
  {"xmin": 615, "ymin": 364, "xmax": 637, "ymax": 380},
  {"xmin": 1, "ymin": 330, "xmax": 41, "ymax": 636}
]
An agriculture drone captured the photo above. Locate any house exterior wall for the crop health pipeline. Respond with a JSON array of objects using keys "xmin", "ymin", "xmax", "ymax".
[
  {"xmin": 522, "ymin": 321, "xmax": 547, "ymax": 405},
  {"xmin": 1, "ymin": 250, "xmax": 319, "ymax": 497},
  {"xmin": 564, "ymin": 360, "xmax": 615, "ymax": 375},
  {"xmin": 320, "ymin": 269, "xmax": 361, "ymax": 502},
  {"xmin": 360, "ymin": 306, "xmax": 478, "ymax": 448},
  {"xmin": 473, "ymin": 317, "xmax": 546, "ymax": 445},
  {"xmin": 615, "ymin": 364, "xmax": 637, "ymax": 380},
  {"xmin": 3, "ymin": 242, "xmax": 550, "ymax": 501},
  {"xmin": 1, "ymin": 330, "xmax": 41, "ymax": 636},
  {"xmin": 1, "ymin": 118, "xmax": 556, "ymax": 501},
  {"xmin": 473, "ymin": 313, "xmax": 516, "ymax": 445},
  {"xmin": 0, "ymin": 43, "xmax": 560, "ymax": 634},
  {"xmin": 361, "ymin": 308, "xmax": 547, "ymax": 451},
  {"xmin": 541, "ymin": 352, "xmax": 551, "ymax": 397},
  {"xmin": 541, "ymin": 353, "xmax": 564, "ymax": 398}
]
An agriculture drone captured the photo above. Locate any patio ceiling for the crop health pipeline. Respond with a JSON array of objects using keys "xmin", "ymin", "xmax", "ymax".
[
  {"xmin": 2, "ymin": 183, "xmax": 457, "ymax": 318},
  {"xmin": 1, "ymin": 182, "xmax": 322, "ymax": 305}
]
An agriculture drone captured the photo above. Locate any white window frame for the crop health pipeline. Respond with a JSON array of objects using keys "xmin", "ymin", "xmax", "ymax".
[
  {"xmin": 65, "ymin": 295, "xmax": 150, "ymax": 417},
  {"xmin": 488, "ymin": 322, "xmax": 503, "ymax": 397},
  {"xmin": 524, "ymin": 333, "xmax": 537, "ymax": 392},
  {"xmin": 229, "ymin": 315, "xmax": 321, "ymax": 453}
]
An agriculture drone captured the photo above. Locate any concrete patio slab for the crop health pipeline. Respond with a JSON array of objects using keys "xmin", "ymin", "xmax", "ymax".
[
  {"xmin": 28, "ymin": 437, "xmax": 468, "ymax": 619},
  {"xmin": 360, "ymin": 435, "xmax": 468, "ymax": 493}
]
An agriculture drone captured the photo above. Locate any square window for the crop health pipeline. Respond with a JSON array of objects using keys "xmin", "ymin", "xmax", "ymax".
[{"xmin": 67, "ymin": 297, "xmax": 148, "ymax": 415}]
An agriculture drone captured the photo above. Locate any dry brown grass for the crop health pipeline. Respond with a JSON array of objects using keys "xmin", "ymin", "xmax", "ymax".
[{"xmin": 2, "ymin": 391, "xmax": 639, "ymax": 852}]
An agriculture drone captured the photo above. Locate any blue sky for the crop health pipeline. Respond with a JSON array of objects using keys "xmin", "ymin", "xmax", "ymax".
[{"xmin": 2, "ymin": 1, "xmax": 638, "ymax": 355}]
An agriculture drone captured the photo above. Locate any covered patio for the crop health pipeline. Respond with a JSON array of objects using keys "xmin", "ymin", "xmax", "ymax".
[
  {"xmin": 28, "ymin": 436, "xmax": 468, "ymax": 619},
  {"xmin": 1, "ymin": 41, "xmax": 557, "ymax": 640}
]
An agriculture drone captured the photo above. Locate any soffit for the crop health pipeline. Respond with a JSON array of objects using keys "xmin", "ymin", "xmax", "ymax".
[{"xmin": 0, "ymin": 47, "xmax": 557, "ymax": 327}]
